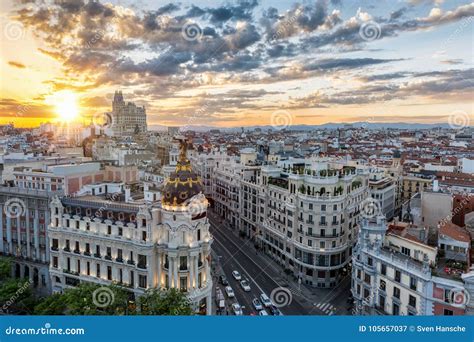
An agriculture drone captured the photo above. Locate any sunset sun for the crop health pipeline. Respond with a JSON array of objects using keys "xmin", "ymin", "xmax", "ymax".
[{"xmin": 49, "ymin": 90, "xmax": 79, "ymax": 122}]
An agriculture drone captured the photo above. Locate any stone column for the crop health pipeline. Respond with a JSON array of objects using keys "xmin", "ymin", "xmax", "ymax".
[
  {"xmin": 26, "ymin": 207, "xmax": 31, "ymax": 258},
  {"xmin": 0, "ymin": 204, "xmax": 4, "ymax": 252},
  {"xmin": 6, "ymin": 215, "xmax": 12, "ymax": 253},
  {"xmin": 189, "ymin": 256, "xmax": 194, "ymax": 289}
]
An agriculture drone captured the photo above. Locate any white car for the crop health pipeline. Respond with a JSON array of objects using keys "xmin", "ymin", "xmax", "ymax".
[
  {"xmin": 240, "ymin": 280, "xmax": 251, "ymax": 292},
  {"xmin": 232, "ymin": 270, "xmax": 242, "ymax": 280},
  {"xmin": 232, "ymin": 303, "xmax": 243, "ymax": 315},
  {"xmin": 225, "ymin": 286, "xmax": 235, "ymax": 298},
  {"xmin": 258, "ymin": 310, "xmax": 268, "ymax": 316},
  {"xmin": 260, "ymin": 293, "xmax": 272, "ymax": 308},
  {"xmin": 252, "ymin": 298, "xmax": 263, "ymax": 311}
]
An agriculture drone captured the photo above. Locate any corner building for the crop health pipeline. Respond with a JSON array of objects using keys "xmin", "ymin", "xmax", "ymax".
[{"xmin": 48, "ymin": 144, "xmax": 212, "ymax": 314}]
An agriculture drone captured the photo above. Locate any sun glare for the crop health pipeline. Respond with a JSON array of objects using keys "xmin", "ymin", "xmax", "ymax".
[{"xmin": 49, "ymin": 91, "xmax": 79, "ymax": 122}]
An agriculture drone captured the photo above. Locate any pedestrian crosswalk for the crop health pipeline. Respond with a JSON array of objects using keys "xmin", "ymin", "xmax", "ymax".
[{"xmin": 314, "ymin": 302, "xmax": 336, "ymax": 315}]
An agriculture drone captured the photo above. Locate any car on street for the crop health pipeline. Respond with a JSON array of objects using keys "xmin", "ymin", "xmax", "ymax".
[
  {"xmin": 270, "ymin": 305, "xmax": 283, "ymax": 316},
  {"xmin": 225, "ymin": 286, "xmax": 235, "ymax": 298},
  {"xmin": 232, "ymin": 303, "xmax": 243, "ymax": 315},
  {"xmin": 232, "ymin": 270, "xmax": 242, "ymax": 280},
  {"xmin": 219, "ymin": 275, "xmax": 229, "ymax": 286},
  {"xmin": 252, "ymin": 298, "xmax": 263, "ymax": 311},
  {"xmin": 240, "ymin": 279, "xmax": 251, "ymax": 291},
  {"xmin": 258, "ymin": 310, "xmax": 269, "ymax": 316},
  {"xmin": 260, "ymin": 293, "xmax": 272, "ymax": 308}
]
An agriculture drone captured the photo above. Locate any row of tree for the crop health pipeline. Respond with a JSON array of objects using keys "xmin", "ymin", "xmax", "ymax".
[{"xmin": 0, "ymin": 257, "xmax": 193, "ymax": 315}]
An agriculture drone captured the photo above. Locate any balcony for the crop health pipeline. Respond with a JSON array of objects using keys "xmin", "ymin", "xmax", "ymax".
[
  {"xmin": 51, "ymin": 246, "xmax": 59, "ymax": 251},
  {"xmin": 127, "ymin": 260, "xmax": 135, "ymax": 265},
  {"xmin": 63, "ymin": 247, "xmax": 71, "ymax": 252},
  {"xmin": 104, "ymin": 255, "xmax": 112, "ymax": 261},
  {"xmin": 73, "ymin": 249, "xmax": 81, "ymax": 254},
  {"xmin": 319, "ymin": 222, "xmax": 327, "ymax": 226},
  {"xmin": 84, "ymin": 251, "xmax": 91, "ymax": 256},
  {"xmin": 116, "ymin": 257, "xmax": 124, "ymax": 263},
  {"xmin": 137, "ymin": 263, "xmax": 147, "ymax": 270},
  {"xmin": 94, "ymin": 253, "xmax": 101, "ymax": 259}
]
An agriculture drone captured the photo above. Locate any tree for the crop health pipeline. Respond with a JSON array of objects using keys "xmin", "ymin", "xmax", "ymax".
[
  {"xmin": 138, "ymin": 288, "xmax": 193, "ymax": 315},
  {"xmin": 33, "ymin": 293, "xmax": 67, "ymax": 315},
  {"xmin": 34, "ymin": 283, "xmax": 129, "ymax": 315},
  {"xmin": 0, "ymin": 257, "xmax": 12, "ymax": 278},
  {"xmin": 0, "ymin": 278, "xmax": 36, "ymax": 314}
]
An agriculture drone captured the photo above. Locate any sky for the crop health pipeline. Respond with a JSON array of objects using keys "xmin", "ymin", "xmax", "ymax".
[{"xmin": 0, "ymin": 0, "xmax": 472, "ymax": 128}]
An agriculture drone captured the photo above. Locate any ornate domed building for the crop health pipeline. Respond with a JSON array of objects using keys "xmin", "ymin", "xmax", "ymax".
[
  {"xmin": 48, "ymin": 138, "xmax": 213, "ymax": 314},
  {"xmin": 158, "ymin": 139, "xmax": 212, "ymax": 314}
]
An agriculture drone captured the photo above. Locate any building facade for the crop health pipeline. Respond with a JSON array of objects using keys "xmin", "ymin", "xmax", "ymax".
[
  {"xmin": 48, "ymin": 143, "xmax": 213, "ymax": 314},
  {"xmin": 109, "ymin": 91, "xmax": 147, "ymax": 136},
  {"xmin": 352, "ymin": 217, "xmax": 474, "ymax": 315}
]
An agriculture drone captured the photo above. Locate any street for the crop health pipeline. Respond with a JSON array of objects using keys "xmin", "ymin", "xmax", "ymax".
[{"xmin": 208, "ymin": 211, "xmax": 353, "ymax": 316}]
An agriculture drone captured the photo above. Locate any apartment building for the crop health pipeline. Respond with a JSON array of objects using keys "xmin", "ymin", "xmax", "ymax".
[
  {"xmin": 352, "ymin": 217, "xmax": 474, "ymax": 315},
  {"xmin": 208, "ymin": 149, "xmax": 370, "ymax": 288}
]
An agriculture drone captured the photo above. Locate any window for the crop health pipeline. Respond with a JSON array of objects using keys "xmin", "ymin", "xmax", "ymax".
[
  {"xmin": 180, "ymin": 256, "xmax": 187, "ymax": 270},
  {"xmin": 321, "ymin": 205, "xmax": 326, "ymax": 211},
  {"xmin": 444, "ymin": 309, "xmax": 453, "ymax": 316},
  {"xmin": 401, "ymin": 246, "xmax": 410, "ymax": 256},
  {"xmin": 107, "ymin": 225, "xmax": 112, "ymax": 235},
  {"xmin": 408, "ymin": 295, "xmax": 416, "ymax": 308},
  {"xmin": 53, "ymin": 256, "xmax": 58, "ymax": 268},
  {"xmin": 180, "ymin": 277, "xmax": 187, "ymax": 292},
  {"xmin": 368, "ymin": 257, "xmax": 373, "ymax": 266},
  {"xmin": 393, "ymin": 286, "xmax": 400, "ymax": 299},
  {"xmin": 107, "ymin": 266, "xmax": 112, "ymax": 280},
  {"xmin": 357, "ymin": 269, "xmax": 361, "ymax": 279},
  {"xmin": 364, "ymin": 288, "xmax": 370, "ymax": 299},
  {"xmin": 379, "ymin": 279, "xmax": 386, "ymax": 291},
  {"xmin": 410, "ymin": 277, "xmax": 417, "ymax": 291},
  {"xmin": 364, "ymin": 274, "xmax": 371, "ymax": 285},
  {"xmin": 96, "ymin": 264, "xmax": 101, "ymax": 277},
  {"xmin": 379, "ymin": 295, "xmax": 385, "ymax": 310},
  {"xmin": 118, "ymin": 227, "xmax": 123, "ymax": 236},
  {"xmin": 395, "ymin": 270, "xmax": 401, "ymax": 282},
  {"xmin": 117, "ymin": 249, "xmax": 123, "ymax": 261},
  {"xmin": 381, "ymin": 264, "xmax": 386, "ymax": 275},
  {"xmin": 392, "ymin": 303, "xmax": 400, "ymax": 315},
  {"xmin": 142, "ymin": 231, "xmax": 147, "ymax": 241},
  {"xmin": 138, "ymin": 275, "xmax": 147, "ymax": 288},
  {"xmin": 107, "ymin": 247, "xmax": 112, "ymax": 257}
]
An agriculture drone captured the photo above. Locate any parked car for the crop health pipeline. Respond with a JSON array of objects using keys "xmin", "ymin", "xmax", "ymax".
[
  {"xmin": 232, "ymin": 303, "xmax": 243, "ymax": 315},
  {"xmin": 260, "ymin": 293, "xmax": 272, "ymax": 308},
  {"xmin": 225, "ymin": 286, "xmax": 235, "ymax": 298},
  {"xmin": 252, "ymin": 298, "xmax": 263, "ymax": 311},
  {"xmin": 258, "ymin": 310, "xmax": 269, "ymax": 316},
  {"xmin": 219, "ymin": 275, "xmax": 229, "ymax": 286},
  {"xmin": 240, "ymin": 280, "xmax": 251, "ymax": 292},
  {"xmin": 270, "ymin": 305, "xmax": 283, "ymax": 316},
  {"xmin": 232, "ymin": 270, "xmax": 242, "ymax": 280}
]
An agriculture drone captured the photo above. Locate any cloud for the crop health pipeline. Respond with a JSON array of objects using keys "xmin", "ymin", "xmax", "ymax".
[{"xmin": 7, "ymin": 61, "xmax": 26, "ymax": 68}]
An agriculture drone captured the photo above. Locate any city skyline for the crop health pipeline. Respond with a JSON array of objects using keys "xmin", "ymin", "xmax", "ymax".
[{"xmin": 0, "ymin": 0, "xmax": 473, "ymax": 128}]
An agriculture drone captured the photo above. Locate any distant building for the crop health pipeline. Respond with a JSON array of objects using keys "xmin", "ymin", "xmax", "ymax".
[{"xmin": 109, "ymin": 91, "xmax": 147, "ymax": 136}]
